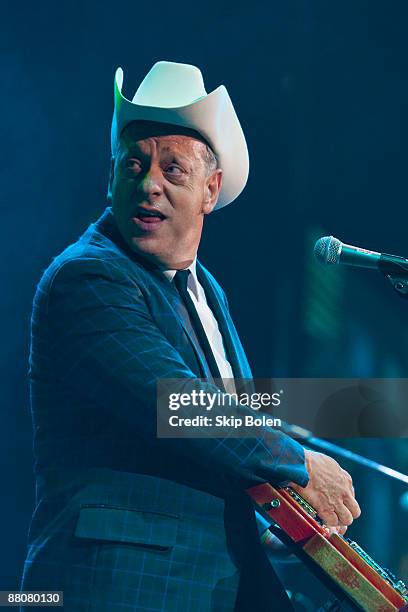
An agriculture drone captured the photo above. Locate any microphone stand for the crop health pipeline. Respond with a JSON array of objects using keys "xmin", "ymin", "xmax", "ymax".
[{"xmin": 281, "ymin": 423, "xmax": 408, "ymax": 486}]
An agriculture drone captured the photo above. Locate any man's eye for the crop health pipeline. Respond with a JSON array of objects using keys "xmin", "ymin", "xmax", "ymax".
[
  {"xmin": 165, "ymin": 164, "xmax": 183, "ymax": 175},
  {"xmin": 125, "ymin": 159, "xmax": 142, "ymax": 172}
]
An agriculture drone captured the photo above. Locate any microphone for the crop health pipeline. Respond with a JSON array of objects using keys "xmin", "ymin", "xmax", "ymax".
[{"xmin": 314, "ymin": 236, "xmax": 408, "ymax": 275}]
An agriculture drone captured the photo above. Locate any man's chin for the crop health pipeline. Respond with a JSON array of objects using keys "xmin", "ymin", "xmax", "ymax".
[
  {"xmin": 127, "ymin": 234, "xmax": 168, "ymax": 266},
  {"xmin": 126, "ymin": 236, "xmax": 193, "ymax": 270},
  {"xmin": 128, "ymin": 233, "xmax": 161, "ymax": 251}
]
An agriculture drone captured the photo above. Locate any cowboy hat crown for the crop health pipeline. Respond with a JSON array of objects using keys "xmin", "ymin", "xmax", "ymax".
[{"xmin": 111, "ymin": 61, "xmax": 249, "ymax": 209}]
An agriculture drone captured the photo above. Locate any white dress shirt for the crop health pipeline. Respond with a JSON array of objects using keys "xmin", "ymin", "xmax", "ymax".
[{"xmin": 163, "ymin": 259, "xmax": 235, "ymax": 388}]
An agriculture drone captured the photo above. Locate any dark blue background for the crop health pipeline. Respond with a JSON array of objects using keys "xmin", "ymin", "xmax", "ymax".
[{"xmin": 2, "ymin": 0, "xmax": 407, "ymax": 604}]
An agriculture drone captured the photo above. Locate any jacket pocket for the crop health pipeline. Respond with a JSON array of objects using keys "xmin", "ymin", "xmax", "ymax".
[{"xmin": 74, "ymin": 504, "xmax": 179, "ymax": 550}]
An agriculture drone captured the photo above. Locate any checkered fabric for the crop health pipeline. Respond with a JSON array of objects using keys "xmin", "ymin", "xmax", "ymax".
[{"xmin": 20, "ymin": 207, "xmax": 309, "ymax": 611}]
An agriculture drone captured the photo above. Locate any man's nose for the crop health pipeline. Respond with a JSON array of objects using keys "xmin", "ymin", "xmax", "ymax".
[{"xmin": 137, "ymin": 165, "xmax": 163, "ymax": 198}]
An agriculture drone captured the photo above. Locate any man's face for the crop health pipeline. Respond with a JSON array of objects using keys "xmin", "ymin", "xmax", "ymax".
[{"xmin": 109, "ymin": 122, "xmax": 222, "ymax": 269}]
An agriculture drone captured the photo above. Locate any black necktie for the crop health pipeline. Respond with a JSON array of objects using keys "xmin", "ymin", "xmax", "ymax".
[{"xmin": 173, "ymin": 269, "xmax": 223, "ymax": 385}]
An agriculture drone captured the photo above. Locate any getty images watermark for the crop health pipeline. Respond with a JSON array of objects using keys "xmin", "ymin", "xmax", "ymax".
[
  {"xmin": 167, "ymin": 388, "xmax": 282, "ymax": 429},
  {"xmin": 157, "ymin": 379, "xmax": 284, "ymax": 438},
  {"xmin": 157, "ymin": 378, "xmax": 408, "ymax": 439}
]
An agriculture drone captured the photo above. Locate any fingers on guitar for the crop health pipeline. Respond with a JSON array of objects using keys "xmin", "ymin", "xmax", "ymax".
[
  {"xmin": 319, "ymin": 509, "xmax": 340, "ymax": 527},
  {"xmin": 336, "ymin": 505, "xmax": 354, "ymax": 526},
  {"xmin": 344, "ymin": 494, "xmax": 362, "ymax": 519}
]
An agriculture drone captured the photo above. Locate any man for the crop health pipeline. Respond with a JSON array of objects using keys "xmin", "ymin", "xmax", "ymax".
[{"xmin": 20, "ymin": 61, "xmax": 360, "ymax": 611}]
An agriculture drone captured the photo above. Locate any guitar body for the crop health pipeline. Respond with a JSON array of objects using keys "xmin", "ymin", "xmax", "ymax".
[{"xmin": 247, "ymin": 483, "xmax": 408, "ymax": 612}]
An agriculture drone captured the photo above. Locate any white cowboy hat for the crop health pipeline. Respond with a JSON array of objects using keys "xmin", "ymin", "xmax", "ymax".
[{"xmin": 111, "ymin": 61, "xmax": 249, "ymax": 209}]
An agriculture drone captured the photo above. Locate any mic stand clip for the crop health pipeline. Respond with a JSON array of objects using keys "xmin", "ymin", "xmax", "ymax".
[{"xmin": 384, "ymin": 272, "xmax": 408, "ymax": 297}]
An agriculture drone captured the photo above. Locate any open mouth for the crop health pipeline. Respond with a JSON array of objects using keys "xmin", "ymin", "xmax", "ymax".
[
  {"xmin": 131, "ymin": 208, "xmax": 166, "ymax": 230},
  {"xmin": 137, "ymin": 208, "xmax": 166, "ymax": 219}
]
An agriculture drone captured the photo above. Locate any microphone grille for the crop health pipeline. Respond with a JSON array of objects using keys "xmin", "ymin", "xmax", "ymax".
[{"xmin": 314, "ymin": 236, "xmax": 342, "ymax": 265}]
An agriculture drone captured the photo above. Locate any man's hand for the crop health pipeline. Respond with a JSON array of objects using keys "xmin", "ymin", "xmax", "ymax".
[{"xmin": 289, "ymin": 450, "xmax": 361, "ymax": 535}]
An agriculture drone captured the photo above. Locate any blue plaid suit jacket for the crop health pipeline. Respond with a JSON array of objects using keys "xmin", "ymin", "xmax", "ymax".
[{"xmin": 20, "ymin": 207, "xmax": 309, "ymax": 611}]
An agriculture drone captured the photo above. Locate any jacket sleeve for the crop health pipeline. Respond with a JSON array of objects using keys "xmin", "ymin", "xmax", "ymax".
[{"xmin": 45, "ymin": 256, "xmax": 309, "ymax": 494}]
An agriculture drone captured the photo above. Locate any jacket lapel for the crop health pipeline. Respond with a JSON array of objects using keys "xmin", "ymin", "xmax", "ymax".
[
  {"xmin": 196, "ymin": 262, "xmax": 253, "ymax": 382},
  {"xmin": 159, "ymin": 275, "xmax": 213, "ymax": 380},
  {"xmin": 92, "ymin": 208, "xmax": 211, "ymax": 379}
]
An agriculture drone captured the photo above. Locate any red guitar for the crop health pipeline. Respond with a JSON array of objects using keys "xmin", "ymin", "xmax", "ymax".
[{"xmin": 247, "ymin": 483, "xmax": 408, "ymax": 612}]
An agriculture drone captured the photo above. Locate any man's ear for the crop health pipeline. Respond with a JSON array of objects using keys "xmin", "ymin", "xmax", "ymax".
[
  {"xmin": 202, "ymin": 169, "xmax": 223, "ymax": 215},
  {"xmin": 107, "ymin": 156, "xmax": 115, "ymax": 201}
]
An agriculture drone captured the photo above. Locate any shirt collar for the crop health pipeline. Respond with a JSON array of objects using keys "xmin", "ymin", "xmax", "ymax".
[{"xmin": 162, "ymin": 258, "xmax": 199, "ymax": 300}]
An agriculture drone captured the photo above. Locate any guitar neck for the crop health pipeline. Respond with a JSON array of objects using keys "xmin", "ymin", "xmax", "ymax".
[{"xmin": 247, "ymin": 483, "xmax": 408, "ymax": 612}]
